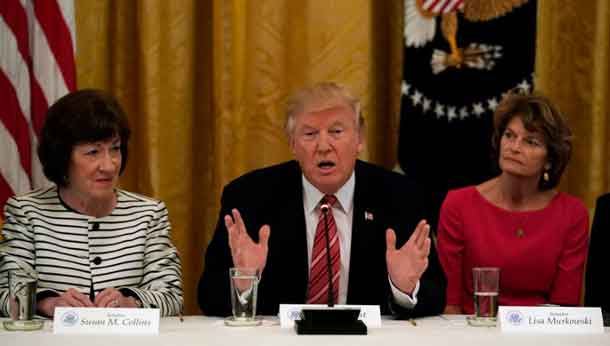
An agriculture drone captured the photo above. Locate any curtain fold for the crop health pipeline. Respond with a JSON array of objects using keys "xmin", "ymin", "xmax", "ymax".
[
  {"xmin": 75, "ymin": 0, "xmax": 400, "ymax": 314},
  {"xmin": 71, "ymin": 0, "xmax": 609, "ymax": 314},
  {"xmin": 536, "ymin": 0, "xmax": 610, "ymax": 208},
  {"xmin": 76, "ymin": 0, "xmax": 202, "ymax": 314}
]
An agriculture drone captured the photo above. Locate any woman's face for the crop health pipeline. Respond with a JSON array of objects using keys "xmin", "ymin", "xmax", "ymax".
[
  {"xmin": 499, "ymin": 116, "xmax": 549, "ymax": 179},
  {"xmin": 65, "ymin": 136, "xmax": 122, "ymax": 201}
]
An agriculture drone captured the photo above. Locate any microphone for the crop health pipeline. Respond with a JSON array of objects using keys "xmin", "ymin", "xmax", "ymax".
[
  {"xmin": 319, "ymin": 203, "xmax": 334, "ymax": 308},
  {"xmin": 319, "ymin": 204, "xmax": 330, "ymax": 213},
  {"xmin": 295, "ymin": 200, "xmax": 366, "ymax": 335}
]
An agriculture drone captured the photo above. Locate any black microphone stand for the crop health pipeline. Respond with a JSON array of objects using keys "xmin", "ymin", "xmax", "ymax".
[{"xmin": 295, "ymin": 203, "xmax": 367, "ymax": 335}]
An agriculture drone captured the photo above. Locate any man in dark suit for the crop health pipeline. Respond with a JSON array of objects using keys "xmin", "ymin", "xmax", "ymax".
[
  {"xmin": 198, "ymin": 82, "xmax": 446, "ymax": 318},
  {"xmin": 585, "ymin": 193, "xmax": 610, "ymax": 319}
]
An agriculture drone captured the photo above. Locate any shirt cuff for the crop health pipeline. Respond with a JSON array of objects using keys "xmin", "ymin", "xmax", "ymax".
[
  {"xmin": 388, "ymin": 277, "xmax": 419, "ymax": 308},
  {"xmin": 36, "ymin": 289, "xmax": 60, "ymax": 301},
  {"xmin": 119, "ymin": 288, "xmax": 147, "ymax": 308},
  {"xmin": 35, "ymin": 289, "xmax": 60, "ymax": 318}
]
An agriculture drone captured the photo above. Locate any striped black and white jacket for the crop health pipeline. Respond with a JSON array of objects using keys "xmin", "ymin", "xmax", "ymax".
[{"xmin": 0, "ymin": 186, "xmax": 183, "ymax": 317}]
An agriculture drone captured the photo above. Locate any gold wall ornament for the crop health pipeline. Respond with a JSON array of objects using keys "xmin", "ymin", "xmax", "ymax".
[
  {"xmin": 406, "ymin": 0, "xmax": 530, "ymax": 73},
  {"xmin": 463, "ymin": 0, "xmax": 529, "ymax": 22}
]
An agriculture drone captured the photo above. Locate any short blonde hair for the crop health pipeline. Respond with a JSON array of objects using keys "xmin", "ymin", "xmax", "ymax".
[{"xmin": 285, "ymin": 82, "xmax": 364, "ymax": 137}]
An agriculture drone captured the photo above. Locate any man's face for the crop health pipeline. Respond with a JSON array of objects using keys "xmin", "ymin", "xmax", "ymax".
[{"xmin": 290, "ymin": 99, "xmax": 364, "ymax": 194}]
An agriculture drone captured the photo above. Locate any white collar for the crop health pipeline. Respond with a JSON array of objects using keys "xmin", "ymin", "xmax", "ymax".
[{"xmin": 302, "ymin": 171, "xmax": 355, "ymax": 214}]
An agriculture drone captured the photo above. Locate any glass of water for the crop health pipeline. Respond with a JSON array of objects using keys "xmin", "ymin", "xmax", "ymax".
[
  {"xmin": 225, "ymin": 267, "xmax": 262, "ymax": 326},
  {"xmin": 468, "ymin": 267, "xmax": 500, "ymax": 327},
  {"xmin": 4, "ymin": 270, "xmax": 43, "ymax": 331}
]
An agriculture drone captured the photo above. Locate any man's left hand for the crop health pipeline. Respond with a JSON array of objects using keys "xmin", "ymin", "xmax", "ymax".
[{"xmin": 385, "ymin": 219, "xmax": 431, "ymax": 295}]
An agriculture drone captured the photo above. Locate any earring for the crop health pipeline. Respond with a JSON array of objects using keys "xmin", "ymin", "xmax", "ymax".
[{"xmin": 543, "ymin": 171, "xmax": 550, "ymax": 182}]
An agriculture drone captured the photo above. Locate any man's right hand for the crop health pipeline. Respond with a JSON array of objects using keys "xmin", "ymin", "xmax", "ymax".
[
  {"xmin": 37, "ymin": 288, "xmax": 94, "ymax": 317},
  {"xmin": 225, "ymin": 208, "xmax": 270, "ymax": 273}
]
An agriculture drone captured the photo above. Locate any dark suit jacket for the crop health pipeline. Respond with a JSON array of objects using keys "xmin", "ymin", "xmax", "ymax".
[
  {"xmin": 585, "ymin": 193, "xmax": 610, "ymax": 311},
  {"xmin": 198, "ymin": 160, "xmax": 446, "ymax": 318}
]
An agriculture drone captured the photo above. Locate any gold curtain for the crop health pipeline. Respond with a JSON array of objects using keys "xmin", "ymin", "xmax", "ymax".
[
  {"xmin": 75, "ymin": 0, "xmax": 402, "ymax": 314},
  {"xmin": 536, "ymin": 0, "xmax": 610, "ymax": 209},
  {"xmin": 76, "ymin": 0, "xmax": 213, "ymax": 315},
  {"xmin": 72, "ymin": 0, "xmax": 610, "ymax": 315}
]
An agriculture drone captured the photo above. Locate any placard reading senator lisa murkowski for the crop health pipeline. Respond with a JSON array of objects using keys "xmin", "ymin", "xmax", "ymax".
[
  {"xmin": 53, "ymin": 307, "xmax": 160, "ymax": 335},
  {"xmin": 498, "ymin": 306, "xmax": 604, "ymax": 334}
]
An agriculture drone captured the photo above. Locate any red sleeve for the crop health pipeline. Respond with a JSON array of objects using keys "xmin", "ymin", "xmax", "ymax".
[
  {"xmin": 437, "ymin": 191, "xmax": 465, "ymax": 307},
  {"xmin": 549, "ymin": 200, "xmax": 590, "ymax": 305}
]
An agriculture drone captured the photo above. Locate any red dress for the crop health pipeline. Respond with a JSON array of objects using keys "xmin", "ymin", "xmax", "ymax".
[{"xmin": 437, "ymin": 186, "xmax": 589, "ymax": 314}]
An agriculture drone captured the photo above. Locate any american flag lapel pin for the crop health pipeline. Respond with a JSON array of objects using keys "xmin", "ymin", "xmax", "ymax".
[{"xmin": 364, "ymin": 211, "xmax": 374, "ymax": 221}]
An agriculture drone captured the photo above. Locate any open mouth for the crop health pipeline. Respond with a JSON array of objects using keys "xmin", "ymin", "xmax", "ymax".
[{"xmin": 317, "ymin": 161, "xmax": 336, "ymax": 170}]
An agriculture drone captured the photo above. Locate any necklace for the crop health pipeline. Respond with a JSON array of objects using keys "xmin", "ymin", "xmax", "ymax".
[
  {"xmin": 514, "ymin": 210, "xmax": 532, "ymax": 239},
  {"xmin": 516, "ymin": 228, "xmax": 525, "ymax": 238}
]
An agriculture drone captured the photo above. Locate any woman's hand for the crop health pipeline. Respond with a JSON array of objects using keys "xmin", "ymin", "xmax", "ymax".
[
  {"xmin": 94, "ymin": 287, "xmax": 140, "ymax": 308},
  {"xmin": 37, "ymin": 288, "xmax": 94, "ymax": 317}
]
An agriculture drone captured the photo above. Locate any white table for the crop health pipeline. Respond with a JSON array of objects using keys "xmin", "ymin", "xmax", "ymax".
[{"xmin": 1, "ymin": 315, "xmax": 609, "ymax": 346}]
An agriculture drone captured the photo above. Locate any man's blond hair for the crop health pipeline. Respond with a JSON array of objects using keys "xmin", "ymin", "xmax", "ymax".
[{"xmin": 285, "ymin": 82, "xmax": 364, "ymax": 137}]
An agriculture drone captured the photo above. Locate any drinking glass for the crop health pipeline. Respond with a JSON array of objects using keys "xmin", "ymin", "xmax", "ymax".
[
  {"xmin": 467, "ymin": 267, "xmax": 500, "ymax": 327},
  {"xmin": 3, "ymin": 270, "xmax": 43, "ymax": 331},
  {"xmin": 224, "ymin": 267, "xmax": 262, "ymax": 326}
]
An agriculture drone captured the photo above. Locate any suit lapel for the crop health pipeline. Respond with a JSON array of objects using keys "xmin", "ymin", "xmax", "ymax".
[
  {"xmin": 346, "ymin": 161, "xmax": 378, "ymax": 302},
  {"xmin": 272, "ymin": 161, "xmax": 309, "ymax": 302}
]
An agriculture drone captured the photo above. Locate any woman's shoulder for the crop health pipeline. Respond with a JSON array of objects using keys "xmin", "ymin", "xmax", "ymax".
[
  {"xmin": 441, "ymin": 185, "xmax": 482, "ymax": 213},
  {"xmin": 3, "ymin": 187, "xmax": 62, "ymax": 222},
  {"xmin": 553, "ymin": 191, "xmax": 588, "ymax": 216},
  {"xmin": 445, "ymin": 185, "xmax": 479, "ymax": 202},
  {"xmin": 6, "ymin": 186, "xmax": 58, "ymax": 206},
  {"xmin": 116, "ymin": 189, "xmax": 165, "ymax": 208}
]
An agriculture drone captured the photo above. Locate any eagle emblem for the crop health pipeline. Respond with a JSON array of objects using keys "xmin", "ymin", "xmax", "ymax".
[{"xmin": 405, "ymin": 0, "xmax": 529, "ymax": 74}]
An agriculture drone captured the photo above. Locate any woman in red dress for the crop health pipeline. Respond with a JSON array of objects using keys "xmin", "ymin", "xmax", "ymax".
[{"xmin": 438, "ymin": 93, "xmax": 589, "ymax": 314}]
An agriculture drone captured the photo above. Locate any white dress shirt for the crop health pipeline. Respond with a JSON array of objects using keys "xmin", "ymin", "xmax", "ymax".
[{"xmin": 302, "ymin": 173, "xmax": 419, "ymax": 308}]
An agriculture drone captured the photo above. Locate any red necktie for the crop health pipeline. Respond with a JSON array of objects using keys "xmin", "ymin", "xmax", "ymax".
[{"xmin": 306, "ymin": 195, "xmax": 340, "ymax": 304}]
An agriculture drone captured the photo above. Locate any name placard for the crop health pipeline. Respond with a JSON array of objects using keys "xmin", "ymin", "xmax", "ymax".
[
  {"xmin": 279, "ymin": 304, "xmax": 381, "ymax": 328},
  {"xmin": 53, "ymin": 307, "xmax": 160, "ymax": 335},
  {"xmin": 498, "ymin": 306, "xmax": 604, "ymax": 334}
]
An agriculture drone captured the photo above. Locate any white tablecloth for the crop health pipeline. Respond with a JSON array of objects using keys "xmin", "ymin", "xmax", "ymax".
[{"xmin": 1, "ymin": 315, "xmax": 609, "ymax": 346}]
